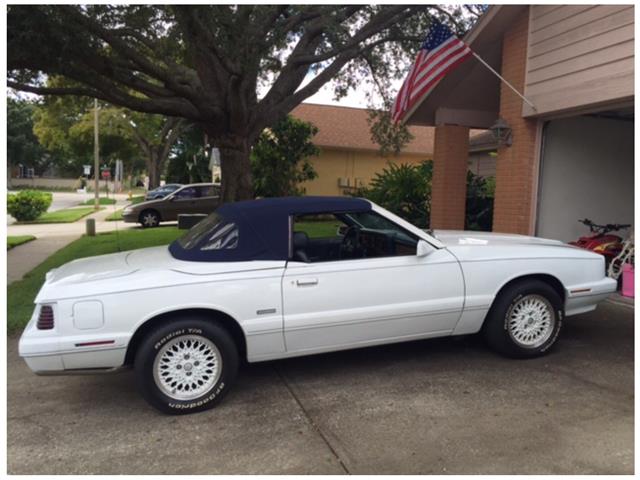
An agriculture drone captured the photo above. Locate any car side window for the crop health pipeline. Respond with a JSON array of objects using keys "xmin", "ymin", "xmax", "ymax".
[
  {"xmin": 178, "ymin": 213, "xmax": 239, "ymax": 251},
  {"xmin": 197, "ymin": 185, "xmax": 219, "ymax": 197},
  {"xmin": 291, "ymin": 211, "xmax": 419, "ymax": 263},
  {"xmin": 174, "ymin": 187, "xmax": 197, "ymax": 199}
]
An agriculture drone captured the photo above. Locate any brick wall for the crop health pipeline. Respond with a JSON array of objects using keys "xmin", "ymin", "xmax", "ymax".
[
  {"xmin": 492, "ymin": 8, "xmax": 541, "ymax": 235},
  {"xmin": 430, "ymin": 124, "xmax": 469, "ymax": 229}
]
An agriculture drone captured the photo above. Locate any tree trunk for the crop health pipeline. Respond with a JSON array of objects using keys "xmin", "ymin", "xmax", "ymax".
[
  {"xmin": 147, "ymin": 151, "xmax": 162, "ymax": 189},
  {"xmin": 217, "ymin": 138, "xmax": 254, "ymax": 203}
]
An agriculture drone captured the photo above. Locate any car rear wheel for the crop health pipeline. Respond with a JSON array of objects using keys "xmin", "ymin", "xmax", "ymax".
[
  {"xmin": 139, "ymin": 209, "xmax": 160, "ymax": 228},
  {"xmin": 483, "ymin": 280, "xmax": 563, "ymax": 358},
  {"xmin": 134, "ymin": 318, "xmax": 239, "ymax": 414}
]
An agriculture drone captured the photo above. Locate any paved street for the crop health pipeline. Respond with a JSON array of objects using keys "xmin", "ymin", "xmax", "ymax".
[
  {"xmin": 7, "ymin": 192, "xmax": 143, "ymax": 284},
  {"xmin": 7, "ymin": 191, "xmax": 133, "ymax": 229},
  {"xmin": 7, "ymin": 300, "xmax": 633, "ymax": 474},
  {"xmin": 7, "ymin": 203, "xmax": 134, "ymax": 239}
]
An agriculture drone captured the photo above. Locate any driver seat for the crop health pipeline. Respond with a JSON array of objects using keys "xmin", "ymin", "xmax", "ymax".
[{"xmin": 292, "ymin": 231, "xmax": 311, "ymax": 263}]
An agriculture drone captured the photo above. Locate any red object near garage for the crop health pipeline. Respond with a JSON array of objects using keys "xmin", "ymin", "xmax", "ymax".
[{"xmin": 622, "ymin": 264, "xmax": 634, "ymax": 298}]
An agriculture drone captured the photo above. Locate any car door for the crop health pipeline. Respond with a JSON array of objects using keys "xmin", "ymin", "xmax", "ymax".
[
  {"xmin": 165, "ymin": 186, "xmax": 198, "ymax": 220},
  {"xmin": 282, "ymin": 211, "xmax": 464, "ymax": 354},
  {"xmin": 194, "ymin": 185, "xmax": 221, "ymax": 214}
]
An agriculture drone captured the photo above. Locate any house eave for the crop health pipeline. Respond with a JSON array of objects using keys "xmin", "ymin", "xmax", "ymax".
[{"xmin": 404, "ymin": 5, "xmax": 528, "ymax": 128}]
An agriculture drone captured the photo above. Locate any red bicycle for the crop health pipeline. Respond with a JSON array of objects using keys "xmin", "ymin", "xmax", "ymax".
[{"xmin": 569, "ymin": 218, "xmax": 631, "ymax": 266}]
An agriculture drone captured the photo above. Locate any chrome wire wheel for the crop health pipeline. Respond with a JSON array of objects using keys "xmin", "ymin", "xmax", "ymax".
[
  {"xmin": 153, "ymin": 335, "xmax": 222, "ymax": 401},
  {"xmin": 506, "ymin": 294, "xmax": 555, "ymax": 349}
]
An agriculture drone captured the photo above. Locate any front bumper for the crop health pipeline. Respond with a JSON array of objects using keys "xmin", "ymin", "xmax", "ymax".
[
  {"xmin": 565, "ymin": 276, "xmax": 618, "ymax": 316},
  {"xmin": 122, "ymin": 211, "xmax": 139, "ymax": 223}
]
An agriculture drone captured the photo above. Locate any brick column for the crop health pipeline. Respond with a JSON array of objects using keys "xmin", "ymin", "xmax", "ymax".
[
  {"xmin": 430, "ymin": 124, "xmax": 469, "ymax": 230},
  {"xmin": 492, "ymin": 8, "xmax": 540, "ymax": 235}
]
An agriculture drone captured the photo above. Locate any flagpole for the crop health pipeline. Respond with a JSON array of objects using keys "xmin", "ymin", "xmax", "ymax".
[{"xmin": 471, "ymin": 52, "xmax": 537, "ymax": 112}]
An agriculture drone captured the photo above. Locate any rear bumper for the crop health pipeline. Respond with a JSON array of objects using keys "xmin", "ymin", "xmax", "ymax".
[
  {"xmin": 21, "ymin": 347, "xmax": 128, "ymax": 375},
  {"xmin": 565, "ymin": 277, "xmax": 618, "ymax": 316},
  {"xmin": 19, "ymin": 309, "xmax": 128, "ymax": 375}
]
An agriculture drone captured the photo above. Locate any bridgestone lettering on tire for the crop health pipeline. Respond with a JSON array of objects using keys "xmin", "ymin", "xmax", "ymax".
[
  {"xmin": 483, "ymin": 279, "xmax": 563, "ymax": 358},
  {"xmin": 134, "ymin": 317, "xmax": 239, "ymax": 414}
]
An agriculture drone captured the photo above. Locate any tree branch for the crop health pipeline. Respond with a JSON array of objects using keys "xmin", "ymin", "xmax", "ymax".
[
  {"xmin": 59, "ymin": 6, "xmax": 201, "ymax": 103},
  {"xmin": 291, "ymin": 6, "xmax": 413, "ymax": 65},
  {"xmin": 7, "ymin": 81, "xmax": 96, "ymax": 98}
]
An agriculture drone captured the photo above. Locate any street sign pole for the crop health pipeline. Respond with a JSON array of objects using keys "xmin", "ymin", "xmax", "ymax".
[{"xmin": 93, "ymin": 99, "xmax": 100, "ymax": 210}]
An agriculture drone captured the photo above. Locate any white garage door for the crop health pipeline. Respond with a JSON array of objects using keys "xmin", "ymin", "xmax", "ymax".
[{"xmin": 536, "ymin": 115, "xmax": 634, "ymax": 243}]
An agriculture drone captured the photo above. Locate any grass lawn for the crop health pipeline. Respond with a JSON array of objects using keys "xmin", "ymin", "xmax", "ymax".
[
  {"xmin": 7, "ymin": 235, "xmax": 36, "ymax": 250},
  {"xmin": 7, "ymin": 227, "xmax": 183, "ymax": 333},
  {"xmin": 80, "ymin": 197, "xmax": 117, "ymax": 206},
  {"xmin": 18, "ymin": 207, "xmax": 100, "ymax": 224},
  {"xmin": 106, "ymin": 195, "xmax": 146, "ymax": 221},
  {"xmin": 106, "ymin": 209, "xmax": 124, "ymax": 221}
]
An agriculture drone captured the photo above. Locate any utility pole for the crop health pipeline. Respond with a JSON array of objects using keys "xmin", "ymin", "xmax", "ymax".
[{"xmin": 93, "ymin": 98, "xmax": 100, "ymax": 210}]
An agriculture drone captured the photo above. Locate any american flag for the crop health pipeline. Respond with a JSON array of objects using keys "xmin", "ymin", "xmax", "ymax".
[{"xmin": 392, "ymin": 21, "xmax": 472, "ymax": 123}]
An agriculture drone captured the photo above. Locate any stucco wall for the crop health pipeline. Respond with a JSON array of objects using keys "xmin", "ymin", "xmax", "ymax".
[
  {"xmin": 9, "ymin": 177, "xmax": 118, "ymax": 192},
  {"xmin": 302, "ymin": 147, "xmax": 428, "ymax": 196},
  {"xmin": 535, "ymin": 115, "xmax": 634, "ymax": 242},
  {"xmin": 9, "ymin": 177, "xmax": 79, "ymax": 189}
]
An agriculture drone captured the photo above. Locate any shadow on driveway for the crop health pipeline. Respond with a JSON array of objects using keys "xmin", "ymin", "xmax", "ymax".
[{"xmin": 8, "ymin": 301, "xmax": 633, "ymax": 474}]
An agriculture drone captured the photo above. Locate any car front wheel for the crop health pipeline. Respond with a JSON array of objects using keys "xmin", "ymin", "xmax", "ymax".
[
  {"xmin": 134, "ymin": 318, "xmax": 239, "ymax": 414},
  {"xmin": 139, "ymin": 209, "xmax": 160, "ymax": 228},
  {"xmin": 483, "ymin": 279, "xmax": 563, "ymax": 358}
]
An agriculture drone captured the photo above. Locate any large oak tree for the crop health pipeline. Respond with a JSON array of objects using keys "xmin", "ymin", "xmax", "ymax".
[{"xmin": 8, "ymin": 5, "xmax": 473, "ymax": 201}]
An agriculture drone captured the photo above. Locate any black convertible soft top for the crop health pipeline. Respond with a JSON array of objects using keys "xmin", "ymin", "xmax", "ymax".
[{"xmin": 169, "ymin": 196, "xmax": 372, "ymax": 262}]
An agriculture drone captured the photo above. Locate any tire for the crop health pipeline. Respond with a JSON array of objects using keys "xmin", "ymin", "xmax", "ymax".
[
  {"xmin": 139, "ymin": 209, "xmax": 160, "ymax": 228},
  {"xmin": 483, "ymin": 279, "xmax": 563, "ymax": 358},
  {"xmin": 134, "ymin": 318, "xmax": 239, "ymax": 414}
]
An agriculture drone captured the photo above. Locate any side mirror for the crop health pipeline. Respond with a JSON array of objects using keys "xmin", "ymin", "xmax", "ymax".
[
  {"xmin": 416, "ymin": 239, "xmax": 435, "ymax": 257},
  {"xmin": 337, "ymin": 225, "xmax": 348, "ymax": 236}
]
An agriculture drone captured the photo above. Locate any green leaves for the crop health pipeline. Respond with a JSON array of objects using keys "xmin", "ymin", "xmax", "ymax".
[
  {"xmin": 7, "ymin": 98, "xmax": 46, "ymax": 170},
  {"xmin": 367, "ymin": 108, "xmax": 414, "ymax": 157},
  {"xmin": 356, "ymin": 161, "xmax": 433, "ymax": 228},
  {"xmin": 356, "ymin": 160, "xmax": 495, "ymax": 230},
  {"xmin": 7, "ymin": 4, "xmax": 486, "ymax": 200},
  {"xmin": 251, "ymin": 115, "xmax": 319, "ymax": 197},
  {"xmin": 7, "ymin": 190, "xmax": 53, "ymax": 222}
]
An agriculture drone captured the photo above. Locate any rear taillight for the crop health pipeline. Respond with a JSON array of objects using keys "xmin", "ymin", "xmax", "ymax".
[{"xmin": 37, "ymin": 305, "xmax": 54, "ymax": 330}]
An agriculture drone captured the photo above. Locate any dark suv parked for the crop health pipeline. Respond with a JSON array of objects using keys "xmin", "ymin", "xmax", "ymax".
[{"xmin": 145, "ymin": 183, "xmax": 183, "ymax": 201}]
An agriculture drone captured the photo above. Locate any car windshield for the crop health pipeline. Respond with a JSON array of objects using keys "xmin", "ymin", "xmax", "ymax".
[
  {"xmin": 177, "ymin": 213, "xmax": 239, "ymax": 251},
  {"xmin": 341, "ymin": 211, "xmax": 418, "ymax": 247}
]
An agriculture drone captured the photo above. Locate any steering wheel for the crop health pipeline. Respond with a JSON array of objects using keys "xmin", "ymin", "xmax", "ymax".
[{"xmin": 339, "ymin": 226, "xmax": 363, "ymax": 259}]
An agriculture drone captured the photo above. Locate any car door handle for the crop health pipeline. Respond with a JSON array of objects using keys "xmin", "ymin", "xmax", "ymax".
[{"xmin": 296, "ymin": 278, "xmax": 318, "ymax": 286}]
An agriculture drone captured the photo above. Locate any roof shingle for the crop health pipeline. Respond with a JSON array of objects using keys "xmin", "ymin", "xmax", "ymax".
[{"xmin": 291, "ymin": 103, "xmax": 435, "ymax": 155}]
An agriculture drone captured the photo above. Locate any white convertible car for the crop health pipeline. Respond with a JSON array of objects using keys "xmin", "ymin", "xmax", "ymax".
[{"xmin": 20, "ymin": 197, "xmax": 616, "ymax": 414}]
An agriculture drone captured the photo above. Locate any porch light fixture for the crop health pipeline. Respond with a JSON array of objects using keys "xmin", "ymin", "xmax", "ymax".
[{"xmin": 490, "ymin": 118, "xmax": 513, "ymax": 147}]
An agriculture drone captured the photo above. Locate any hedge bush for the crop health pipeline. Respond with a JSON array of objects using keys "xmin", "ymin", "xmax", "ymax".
[
  {"xmin": 7, "ymin": 190, "xmax": 52, "ymax": 221},
  {"xmin": 355, "ymin": 160, "xmax": 495, "ymax": 231}
]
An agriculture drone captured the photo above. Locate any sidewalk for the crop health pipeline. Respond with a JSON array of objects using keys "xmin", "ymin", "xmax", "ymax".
[
  {"xmin": 8, "ymin": 192, "xmax": 132, "ymax": 226},
  {"xmin": 7, "ymin": 201, "xmax": 134, "ymax": 239},
  {"xmin": 7, "ymin": 235, "xmax": 80, "ymax": 284},
  {"xmin": 7, "ymin": 204, "xmax": 135, "ymax": 284}
]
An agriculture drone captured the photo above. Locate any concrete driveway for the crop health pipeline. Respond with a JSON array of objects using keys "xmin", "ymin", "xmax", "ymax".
[{"xmin": 8, "ymin": 300, "xmax": 633, "ymax": 474}]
